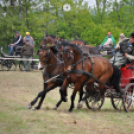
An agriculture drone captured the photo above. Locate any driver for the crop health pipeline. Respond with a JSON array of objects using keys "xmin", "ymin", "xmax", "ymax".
[
  {"xmin": 8, "ymin": 31, "xmax": 23, "ymax": 55},
  {"xmin": 110, "ymin": 32, "xmax": 134, "ymax": 68}
]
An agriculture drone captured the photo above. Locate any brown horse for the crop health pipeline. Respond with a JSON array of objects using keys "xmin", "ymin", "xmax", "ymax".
[
  {"xmin": 27, "ymin": 45, "xmax": 83, "ymax": 110},
  {"xmin": 59, "ymin": 44, "xmax": 121, "ymax": 112},
  {"xmin": 39, "ymin": 34, "xmax": 93, "ymax": 47},
  {"xmin": 39, "ymin": 35, "xmax": 57, "ymax": 47},
  {"xmin": 27, "ymin": 45, "xmax": 65, "ymax": 110}
]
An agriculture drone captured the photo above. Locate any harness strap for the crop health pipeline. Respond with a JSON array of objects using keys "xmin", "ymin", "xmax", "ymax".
[
  {"xmin": 88, "ymin": 56, "xmax": 94, "ymax": 74},
  {"xmin": 66, "ymin": 70, "xmax": 111, "ymax": 89}
]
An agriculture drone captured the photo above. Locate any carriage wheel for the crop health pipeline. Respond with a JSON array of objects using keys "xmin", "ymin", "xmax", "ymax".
[
  {"xmin": 1, "ymin": 60, "xmax": 9, "ymax": 71},
  {"xmin": 85, "ymin": 95, "xmax": 105, "ymax": 110},
  {"xmin": 19, "ymin": 61, "xmax": 25, "ymax": 71},
  {"xmin": 123, "ymin": 83, "xmax": 134, "ymax": 112},
  {"xmin": 9, "ymin": 60, "xmax": 17, "ymax": 71},
  {"xmin": 1, "ymin": 60, "xmax": 17, "ymax": 71},
  {"xmin": 111, "ymin": 96, "xmax": 123, "ymax": 110}
]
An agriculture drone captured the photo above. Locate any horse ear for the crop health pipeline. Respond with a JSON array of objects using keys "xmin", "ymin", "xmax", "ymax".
[
  {"xmin": 56, "ymin": 37, "xmax": 59, "ymax": 39},
  {"xmin": 37, "ymin": 50, "xmax": 39, "ymax": 55},
  {"xmin": 45, "ymin": 33, "xmax": 48, "ymax": 37}
]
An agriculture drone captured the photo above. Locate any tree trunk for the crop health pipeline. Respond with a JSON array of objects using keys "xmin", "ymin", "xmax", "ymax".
[
  {"xmin": 19, "ymin": 0, "xmax": 23, "ymax": 20},
  {"xmin": 25, "ymin": 0, "xmax": 30, "ymax": 30}
]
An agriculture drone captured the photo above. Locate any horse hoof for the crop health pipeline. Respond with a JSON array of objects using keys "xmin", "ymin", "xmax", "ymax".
[
  {"xmin": 67, "ymin": 110, "xmax": 72, "ymax": 113},
  {"xmin": 27, "ymin": 104, "xmax": 32, "ymax": 109},
  {"xmin": 51, "ymin": 106, "xmax": 57, "ymax": 110},
  {"xmin": 62, "ymin": 97, "xmax": 68, "ymax": 102},
  {"xmin": 32, "ymin": 107, "xmax": 39, "ymax": 110},
  {"xmin": 77, "ymin": 103, "xmax": 83, "ymax": 109}
]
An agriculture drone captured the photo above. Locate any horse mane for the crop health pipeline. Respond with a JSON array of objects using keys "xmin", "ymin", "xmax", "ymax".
[
  {"xmin": 73, "ymin": 39, "xmax": 86, "ymax": 45},
  {"xmin": 46, "ymin": 34, "xmax": 56, "ymax": 38},
  {"xmin": 69, "ymin": 44, "xmax": 83, "ymax": 57},
  {"xmin": 50, "ymin": 46, "xmax": 58, "ymax": 55}
]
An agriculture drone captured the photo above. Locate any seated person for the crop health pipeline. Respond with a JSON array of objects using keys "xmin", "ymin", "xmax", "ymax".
[
  {"xmin": 115, "ymin": 33, "xmax": 126, "ymax": 51},
  {"xmin": 23, "ymin": 32, "xmax": 35, "ymax": 48},
  {"xmin": 125, "ymin": 32, "xmax": 134, "ymax": 60},
  {"xmin": 110, "ymin": 32, "xmax": 134, "ymax": 68},
  {"xmin": 97, "ymin": 32, "xmax": 115, "ymax": 51},
  {"xmin": 8, "ymin": 31, "xmax": 23, "ymax": 55},
  {"xmin": 21, "ymin": 38, "xmax": 33, "ymax": 71}
]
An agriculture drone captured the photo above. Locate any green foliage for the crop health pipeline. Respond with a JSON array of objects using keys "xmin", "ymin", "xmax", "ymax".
[{"xmin": 0, "ymin": 0, "xmax": 133, "ymax": 49}]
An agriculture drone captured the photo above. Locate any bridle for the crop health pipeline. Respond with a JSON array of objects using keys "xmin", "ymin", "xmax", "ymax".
[
  {"xmin": 61, "ymin": 46, "xmax": 76, "ymax": 70},
  {"xmin": 38, "ymin": 45, "xmax": 51, "ymax": 65},
  {"xmin": 61, "ymin": 46, "xmax": 87, "ymax": 71}
]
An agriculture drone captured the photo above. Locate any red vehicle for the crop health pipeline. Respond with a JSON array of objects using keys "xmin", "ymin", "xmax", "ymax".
[{"xmin": 85, "ymin": 62, "xmax": 134, "ymax": 112}]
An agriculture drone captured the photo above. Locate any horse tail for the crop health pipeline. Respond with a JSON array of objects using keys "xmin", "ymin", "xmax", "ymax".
[{"xmin": 110, "ymin": 65, "xmax": 121, "ymax": 93}]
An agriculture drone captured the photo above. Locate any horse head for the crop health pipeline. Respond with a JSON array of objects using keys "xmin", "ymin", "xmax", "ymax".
[{"xmin": 37, "ymin": 45, "xmax": 51, "ymax": 70}]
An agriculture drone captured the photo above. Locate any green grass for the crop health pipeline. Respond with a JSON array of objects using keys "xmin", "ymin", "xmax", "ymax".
[{"xmin": 0, "ymin": 71, "xmax": 134, "ymax": 134}]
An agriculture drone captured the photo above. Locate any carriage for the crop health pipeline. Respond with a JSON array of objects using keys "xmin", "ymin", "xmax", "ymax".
[
  {"xmin": 0, "ymin": 47, "xmax": 38, "ymax": 71},
  {"xmin": 85, "ymin": 61, "xmax": 134, "ymax": 112}
]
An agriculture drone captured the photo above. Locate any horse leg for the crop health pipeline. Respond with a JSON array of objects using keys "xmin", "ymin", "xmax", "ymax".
[
  {"xmin": 68, "ymin": 83, "xmax": 80, "ymax": 112},
  {"xmin": 33, "ymin": 84, "xmax": 57, "ymax": 110},
  {"xmin": 60, "ymin": 78, "xmax": 69, "ymax": 102},
  {"xmin": 77, "ymin": 87, "xmax": 84, "ymax": 109},
  {"xmin": 79, "ymin": 82, "xmax": 94, "ymax": 107},
  {"xmin": 52, "ymin": 87, "xmax": 68, "ymax": 110},
  {"xmin": 27, "ymin": 90, "xmax": 45, "ymax": 109}
]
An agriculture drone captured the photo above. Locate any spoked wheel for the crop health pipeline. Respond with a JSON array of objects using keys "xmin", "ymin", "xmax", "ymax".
[
  {"xmin": 111, "ymin": 96, "xmax": 123, "ymax": 110},
  {"xmin": 9, "ymin": 60, "xmax": 17, "ymax": 71},
  {"xmin": 123, "ymin": 83, "xmax": 134, "ymax": 112},
  {"xmin": 19, "ymin": 61, "xmax": 25, "ymax": 71},
  {"xmin": 85, "ymin": 95, "xmax": 105, "ymax": 110},
  {"xmin": 1, "ymin": 60, "xmax": 17, "ymax": 71},
  {"xmin": 1, "ymin": 60, "xmax": 8, "ymax": 71}
]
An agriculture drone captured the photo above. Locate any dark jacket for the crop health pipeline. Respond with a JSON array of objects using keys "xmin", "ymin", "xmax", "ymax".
[
  {"xmin": 12, "ymin": 35, "xmax": 24, "ymax": 46},
  {"xmin": 120, "ymin": 38, "xmax": 133, "ymax": 55},
  {"xmin": 21, "ymin": 44, "xmax": 33, "ymax": 57}
]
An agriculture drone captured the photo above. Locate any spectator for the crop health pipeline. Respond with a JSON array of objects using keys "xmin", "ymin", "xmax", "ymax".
[
  {"xmin": 21, "ymin": 38, "xmax": 33, "ymax": 71},
  {"xmin": 23, "ymin": 32, "xmax": 35, "ymax": 47},
  {"xmin": 8, "ymin": 31, "xmax": 23, "ymax": 55}
]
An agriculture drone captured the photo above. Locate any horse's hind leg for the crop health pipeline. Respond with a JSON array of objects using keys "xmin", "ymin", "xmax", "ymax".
[
  {"xmin": 79, "ymin": 82, "xmax": 94, "ymax": 107},
  {"xmin": 68, "ymin": 83, "xmax": 83, "ymax": 112}
]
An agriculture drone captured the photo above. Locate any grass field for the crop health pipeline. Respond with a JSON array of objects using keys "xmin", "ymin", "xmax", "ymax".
[{"xmin": 0, "ymin": 71, "xmax": 134, "ymax": 134}]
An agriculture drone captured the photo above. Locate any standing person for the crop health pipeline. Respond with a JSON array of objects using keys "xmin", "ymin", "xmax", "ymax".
[
  {"xmin": 97, "ymin": 32, "xmax": 115, "ymax": 51},
  {"xmin": 8, "ymin": 31, "xmax": 23, "ymax": 55},
  {"xmin": 21, "ymin": 38, "xmax": 33, "ymax": 71},
  {"xmin": 23, "ymin": 32, "xmax": 35, "ymax": 47}
]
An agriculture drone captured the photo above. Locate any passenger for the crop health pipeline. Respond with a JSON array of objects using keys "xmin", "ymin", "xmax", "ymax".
[
  {"xmin": 115, "ymin": 33, "xmax": 126, "ymax": 51},
  {"xmin": 97, "ymin": 32, "xmax": 115, "ymax": 51},
  {"xmin": 8, "ymin": 31, "xmax": 23, "ymax": 55},
  {"xmin": 110, "ymin": 32, "xmax": 134, "ymax": 68},
  {"xmin": 23, "ymin": 32, "xmax": 35, "ymax": 47},
  {"xmin": 21, "ymin": 38, "xmax": 33, "ymax": 71},
  {"xmin": 125, "ymin": 32, "xmax": 134, "ymax": 60}
]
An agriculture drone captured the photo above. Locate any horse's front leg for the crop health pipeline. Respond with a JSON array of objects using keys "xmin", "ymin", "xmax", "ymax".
[
  {"xmin": 33, "ymin": 83, "xmax": 56, "ymax": 110},
  {"xmin": 77, "ymin": 87, "xmax": 84, "ymax": 109},
  {"xmin": 68, "ymin": 83, "xmax": 82, "ymax": 112},
  {"xmin": 52, "ymin": 87, "xmax": 68, "ymax": 110},
  {"xmin": 60, "ymin": 78, "xmax": 69, "ymax": 102},
  {"xmin": 27, "ymin": 90, "xmax": 45, "ymax": 109}
]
